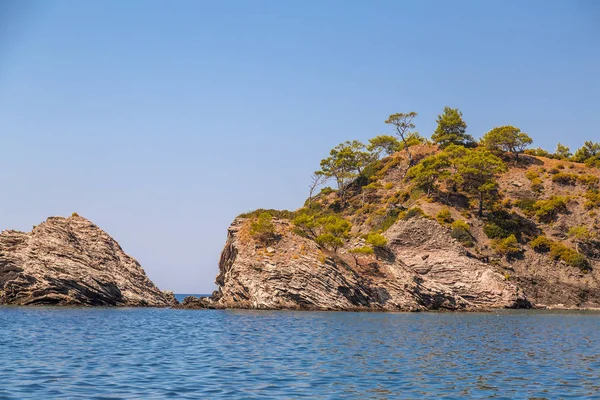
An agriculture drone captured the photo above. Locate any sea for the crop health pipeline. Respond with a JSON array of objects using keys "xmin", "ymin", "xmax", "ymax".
[{"xmin": 1, "ymin": 299, "xmax": 599, "ymax": 399}]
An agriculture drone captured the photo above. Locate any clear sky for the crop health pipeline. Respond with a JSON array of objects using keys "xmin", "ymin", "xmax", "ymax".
[{"xmin": 1, "ymin": 0, "xmax": 598, "ymax": 293}]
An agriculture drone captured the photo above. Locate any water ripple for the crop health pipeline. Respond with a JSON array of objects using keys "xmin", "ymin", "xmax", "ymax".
[{"xmin": 1, "ymin": 308, "xmax": 599, "ymax": 398}]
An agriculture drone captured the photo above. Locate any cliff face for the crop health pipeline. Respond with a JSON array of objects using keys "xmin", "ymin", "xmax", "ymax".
[
  {"xmin": 210, "ymin": 217, "xmax": 529, "ymax": 311},
  {"xmin": 205, "ymin": 145, "xmax": 600, "ymax": 311},
  {"xmin": 0, "ymin": 215, "xmax": 175, "ymax": 306}
]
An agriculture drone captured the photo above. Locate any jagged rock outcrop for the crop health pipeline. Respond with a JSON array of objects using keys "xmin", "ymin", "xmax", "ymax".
[
  {"xmin": 0, "ymin": 215, "xmax": 176, "ymax": 306},
  {"xmin": 202, "ymin": 217, "xmax": 530, "ymax": 311}
]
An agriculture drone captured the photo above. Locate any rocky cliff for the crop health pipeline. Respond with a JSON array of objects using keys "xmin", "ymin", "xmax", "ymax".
[
  {"xmin": 0, "ymin": 215, "xmax": 176, "ymax": 306},
  {"xmin": 204, "ymin": 216, "xmax": 529, "ymax": 311},
  {"xmin": 192, "ymin": 144, "xmax": 600, "ymax": 311}
]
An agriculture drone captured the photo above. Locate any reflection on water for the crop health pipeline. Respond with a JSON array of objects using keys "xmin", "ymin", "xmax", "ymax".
[{"xmin": 1, "ymin": 308, "xmax": 599, "ymax": 399}]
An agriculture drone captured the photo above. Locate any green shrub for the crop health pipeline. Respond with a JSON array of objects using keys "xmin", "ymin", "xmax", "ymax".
[
  {"xmin": 530, "ymin": 236, "xmax": 552, "ymax": 252},
  {"xmin": 71, "ymin": 212, "xmax": 80, "ymax": 217},
  {"xmin": 549, "ymin": 167, "xmax": 560, "ymax": 175},
  {"xmin": 584, "ymin": 189, "xmax": 600, "ymax": 209},
  {"xmin": 484, "ymin": 222, "xmax": 509, "ymax": 239},
  {"xmin": 315, "ymin": 233, "xmax": 343, "ymax": 250},
  {"xmin": 514, "ymin": 198, "xmax": 537, "ymax": 214},
  {"xmin": 436, "ymin": 208, "xmax": 453, "ymax": 224},
  {"xmin": 450, "ymin": 220, "xmax": 473, "ymax": 246},
  {"xmin": 350, "ymin": 246, "xmax": 374, "ymax": 256},
  {"xmin": 366, "ymin": 232, "xmax": 388, "ymax": 248},
  {"xmin": 530, "ymin": 178, "xmax": 544, "ymax": 193},
  {"xmin": 403, "ymin": 207, "xmax": 424, "ymax": 220},
  {"xmin": 551, "ymin": 173, "xmax": 578, "ymax": 185},
  {"xmin": 451, "ymin": 220, "xmax": 470, "ymax": 232},
  {"xmin": 531, "ymin": 236, "xmax": 591, "ymax": 271},
  {"xmin": 492, "ymin": 234, "xmax": 520, "ymax": 257},
  {"xmin": 533, "ymin": 196, "xmax": 568, "ymax": 222},
  {"xmin": 240, "ymin": 208, "xmax": 295, "ymax": 219},
  {"xmin": 524, "ymin": 169, "xmax": 539, "ymax": 181},
  {"xmin": 319, "ymin": 187, "xmax": 335, "ymax": 196},
  {"xmin": 578, "ymin": 174, "xmax": 599, "ymax": 189},
  {"xmin": 568, "ymin": 226, "xmax": 592, "ymax": 241},
  {"xmin": 250, "ymin": 212, "xmax": 276, "ymax": 243}
]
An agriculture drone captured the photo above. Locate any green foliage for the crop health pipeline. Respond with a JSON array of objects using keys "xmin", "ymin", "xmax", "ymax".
[
  {"xmin": 484, "ymin": 223, "xmax": 510, "ymax": 239},
  {"xmin": 533, "ymin": 196, "xmax": 569, "ymax": 223},
  {"xmin": 71, "ymin": 212, "xmax": 80, "ymax": 217},
  {"xmin": 436, "ymin": 208, "xmax": 453, "ymax": 224},
  {"xmin": 451, "ymin": 220, "xmax": 470, "ymax": 231},
  {"xmin": 524, "ymin": 169, "xmax": 539, "ymax": 181},
  {"xmin": 315, "ymin": 233, "xmax": 344, "ymax": 251},
  {"xmin": 525, "ymin": 147, "xmax": 552, "ymax": 158},
  {"xmin": 514, "ymin": 198, "xmax": 537, "ymax": 214},
  {"xmin": 319, "ymin": 187, "xmax": 335, "ymax": 196},
  {"xmin": 531, "ymin": 236, "xmax": 552, "ymax": 252},
  {"xmin": 450, "ymin": 220, "xmax": 473, "ymax": 246},
  {"xmin": 573, "ymin": 141, "xmax": 600, "ymax": 164},
  {"xmin": 292, "ymin": 212, "xmax": 319, "ymax": 238},
  {"xmin": 350, "ymin": 246, "xmax": 375, "ymax": 256},
  {"xmin": 399, "ymin": 132, "xmax": 426, "ymax": 149},
  {"xmin": 319, "ymin": 140, "xmax": 373, "ymax": 201},
  {"xmin": 482, "ymin": 125, "xmax": 533, "ymax": 161},
  {"xmin": 249, "ymin": 212, "xmax": 276, "ymax": 243},
  {"xmin": 584, "ymin": 189, "xmax": 600, "ymax": 209},
  {"xmin": 492, "ymin": 234, "xmax": 520, "ymax": 257},
  {"xmin": 376, "ymin": 208, "xmax": 403, "ymax": 232},
  {"xmin": 403, "ymin": 207, "xmax": 424, "ymax": 220},
  {"xmin": 530, "ymin": 178, "xmax": 544, "ymax": 193},
  {"xmin": 406, "ymin": 153, "xmax": 450, "ymax": 196},
  {"xmin": 555, "ymin": 143, "xmax": 572, "ymax": 159},
  {"xmin": 367, "ymin": 135, "xmax": 401, "ymax": 157},
  {"xmin": 385, "ymin": 111, "xmax": 418, "ymax": 165},
  {"xmin": 578, "ymin": 174, "xmax": 599, "ymax": 189},
  {"xmin": 431, "ymin": 106, "xmax": 474, "ymax": 148},
  {"xmin": 551, "ymin": 173, "xmax": 578, "ymax": 185},
  {"xmin": 455, "ymin": 149, "xmax": 507, "ymax": 216},
  {"xmin": 568, "ymin": 226, "xmax": 592, "ymax": 241},
  {"xmin": 366, "ymin": 232, "xmax": 388, "ymax": 248},
  {"xmin": 239, "ymin": 209, "xmax": 295, "ymax": 219}
]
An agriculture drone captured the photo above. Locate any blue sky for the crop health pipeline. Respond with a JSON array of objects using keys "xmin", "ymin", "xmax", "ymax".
[{"xmin": 1, "ymin": 0, "xmax": 598, "ymax": 293}]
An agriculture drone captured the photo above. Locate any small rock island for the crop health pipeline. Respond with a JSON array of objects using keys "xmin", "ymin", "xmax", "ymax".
[{"xmin": 0, "ymin": 215, "xmax": 175, "ymax": 306}]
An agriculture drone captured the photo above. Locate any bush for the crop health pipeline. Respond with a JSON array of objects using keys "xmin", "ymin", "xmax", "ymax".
[
  {"xmin": 533, "ymin": 196, "xmax": 568, "ymax": 222},
  {"xmin": 240, "ymin": 208, "xmax": 295, "ymax": 219},
  {"xmin": 514, "ymin": 198, "xmax": 537, "ymax": 214},
  {"xmin": 551, "ymin": 173, "xmax": 578, "ymax": 185},
  {"xmin": 578, "ymin": 174, "xmax": 599, "ymax": 189},
  {"xmin": 451, "ymin": 220, "xmax": 470, "ymax": 232},
  {"xmin": 71, "ymin": 212, "xmax": 80, "ymax": 217},
  {"xmin": 531, "ymin": 236, "xmax": 591, "ymax": 271},
  {"xmin": 492, "ymin": 234, "xmax": 520, "ymax": 257},
  {"xmin": 450, "ymin": 220, "xmax": 473, "ymax": 246},
  {"xmin": 584, "ymin": 189, "xmax": 600, "ymax": 209},
  {"xmin": 530, "ymin": 178, "xmax": 544, "ymax": 193},
  {"xmin": 436, "ymin": 208, "xmax": 453, "ymax": 224},
  {"xmin": 524, "ymin": 169, "xmax": 539, "ymax": 181},
  {"xmin": 250, "ymin": 212, "xmax": 276, "ymax": 243},
  {"xmin": 366, "ymin": 233, "xmax": 388, "ymax": 248},
  {"xmin": 403, "ymin": 207, "xmax": 424, "ymax": 220},
  {"xmin": 350, "ymin": 246, "xmax": 374, "ymax": 256},
  {"xmin": 568, "ymin": 226, "xmax": 592, "ymax": 241},
  {"xmin": 315, "ymin": 233, "xmax": 343, "ymax": 251},
  {"xmin": 530, "ymin": 236, "xmax": 552, "ymax": 252},
  {"xmin": 484, "ymin": 223, "xmax": 509, "ymax": 239}
]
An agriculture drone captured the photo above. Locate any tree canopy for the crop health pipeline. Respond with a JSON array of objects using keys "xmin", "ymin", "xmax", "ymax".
[
  {"xmin": 482, "ymin": 125, "xmax": 532, "ymax": 161},
  {"xmin": 385, "ymin": 112, "xmax": 418, "ymax": 166},
  {"xmin": 431, "ymin": 107, "xmax": 473, "ymax": 148}
]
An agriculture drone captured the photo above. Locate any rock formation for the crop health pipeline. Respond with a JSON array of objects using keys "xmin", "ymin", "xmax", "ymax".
[
  {"xmin": 0, "ymin": 215, "xmax": 176, "ymax": 306},
  {"xmin": 201, "ymin": 217, "xmax": 529, "ymax": 311}
]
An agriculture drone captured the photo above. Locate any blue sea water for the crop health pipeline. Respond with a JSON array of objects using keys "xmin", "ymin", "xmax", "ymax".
[{"xmin": 1, "ymin": 307, "xmax": 599, "ymax": 399}]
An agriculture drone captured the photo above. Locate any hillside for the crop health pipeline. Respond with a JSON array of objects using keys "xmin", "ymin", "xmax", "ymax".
[{"xmin": 190, "ymin": 112, "xmax": 600, "ymax": 311}]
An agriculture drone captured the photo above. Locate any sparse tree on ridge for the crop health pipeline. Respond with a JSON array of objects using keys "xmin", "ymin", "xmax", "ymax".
[
  {"xmin": 385, "ymin": 112, "xmax": 418, "ymax": 166},
  {"xmin": 555, "ymin": 143, "xmax": 572, "ymax": 160},
  {"xmin": 319, "ymin": 140, "xmax": 372, "ymax": 202},
  {"xmin": 431, "ymin": 107, "xmax": 474, "ymax": 148},
  {"xmin": 482, "ymin": 125, "xmax": 533, "ymax": 162},
  {"xmin": 308, "ymin": 171, "xmax": 327, "ymax": 207},
  {"xmin": 368, "ymin": 135, "xmax": 401, "ymax": 158}
]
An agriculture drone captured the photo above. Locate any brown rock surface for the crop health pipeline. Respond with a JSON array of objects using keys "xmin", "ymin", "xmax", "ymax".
[
  {"xmin": 204, "ymin": 217, "xmax": 530, "ymax": 311},
  {"xmin": 0, "ymin": 215, "xmax": 175, "ymax": 306}
]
